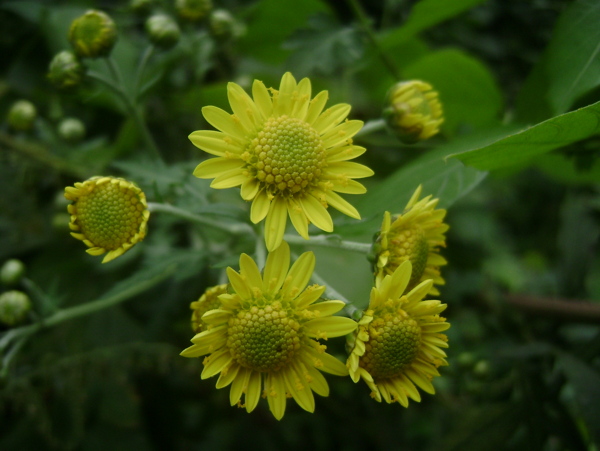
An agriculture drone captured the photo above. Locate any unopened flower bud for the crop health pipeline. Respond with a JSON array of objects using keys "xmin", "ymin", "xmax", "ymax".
[
  {"xmin": 47, "ymin": 50, "xmax": 86, "ymax": 89},
  {"xmin": 383, "ymin": 80, "xmax": 444, "ymax": 144},
  {"xmin": 209, "ymin": 9, "xmax": 236, "ymax": 40},
  {"xmin": 0, "ymin": 291, "xmax": 31, "ymax": 326},
  {"xmin": 8, "ymin": 100, "xmax": 37, "ymax": 131},
  {"xmin": 58, "ymin": 117, "xmax": 86, "ymax": 143},
  {"xmin": 69, "ymin": 10, "xmax": 118, "ymax": 58},
  {"xmin": 0, "ymin": 260, "xmax": 26, "ymax": 286},
  {"xmin": 145, "ymin": 14, "xmax": 181, "ymax": 49},
  {"xmin": 130, "ymin": 0, "xmax": 154, "ymax": 15},
  {"xmin": 175, "ymin": 0, "xmax": 212, "ymax": 22}
]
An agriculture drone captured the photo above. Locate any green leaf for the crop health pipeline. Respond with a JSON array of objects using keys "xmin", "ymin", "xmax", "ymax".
[
  {"xmin": 237, "ymin": 0, "xmax": 330, "ymax": 64},
  {"xmin": 380, "ymin": 0, "xmax": 487, "ymax": 48},
  {"xmin": 535, "ymin": 152, "xmax": 600, "ymax": 185},
  {"xmin": 403, "ymin": 49, "xmax": 503, "ymax": 133},
  {"xmin": 450, "ymin": 101, "xmax": 600, "ymax": 170},
  {"xmin": 354, "ymin": 127, "xmax": 522, "ymax": 219},
  {"xmin": 284, "ymin": 14, "xmax": 364, "ymax": 77},
  {"xmin": 516, "ymin": 0, "xmax": 600, "ymax": 122}
]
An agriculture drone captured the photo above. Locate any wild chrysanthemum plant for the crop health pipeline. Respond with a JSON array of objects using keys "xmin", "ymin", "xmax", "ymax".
[
  {"xmin": 370, "ymin": 185, "xmax": 448, "ymax": 296},
  {"xmin": 346, "ymin": 260, "xmax": 450, "ymax": 406},
  {"xmin": 190, "ymin": 72, "xmax": 374, "ymax": 251},
  {"xmin": 64, "ymin": 176, "xmax": 150, "ymax": 263},
  {"xmin": 180, "ymin": 241, "xmax": 357, "ymax": 420}
]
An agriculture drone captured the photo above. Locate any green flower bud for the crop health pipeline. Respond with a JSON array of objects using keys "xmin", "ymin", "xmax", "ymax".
[
  {"xmin": 472, "ymin": 360, "xmax": 491, "ymax": 379},
  {"xmin": 456, "ymin": 352, "xmax": 476, "ymax": 369},
  {"xmin": 7, "ymin": 100, "xmax": 37, "ymax": 131},
  {"xmin": 58, "ymin": 117, "xmax": 86, "ymax": 143},
  {"xmin": 0, "ymin": 291, "xmax": 31, "ymax": 326},
  {"xmin": 175, "ymin": 0, "xmax": 212, "ymax": 22},
  {"xmin": 47, "ymin": 50, "xmax": 86, "ymax": 90},
  {"xmin": 130, "ymin": 0, "xmax": 154, "ymax": 15},
  {"xmin": 209, "ymin": 9, "xmax": 236, "ymax": 40},
  {"xmin": 145, "ymin": 14, "xmax": 181, "ymax": 49},
  {"xmin": 0, "ymin": 259, "xmax": 26, "ymax": 286},
  {"xmin": 383, "ymin": 80, "xmax": 444, "ymax": 144},
  {"xmin": 69, "ymin": 10, "xmax": 118, "ymax": 58}
]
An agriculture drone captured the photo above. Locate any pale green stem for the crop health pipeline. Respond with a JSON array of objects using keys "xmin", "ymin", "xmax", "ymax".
[
  {"xmin": 254, "ymin": 224, "xmax": 267, "ymax": 268},
  {"xmin": 284, "ymin": 233, "xmax": 372, "ymax": 254},
  {"xmin": 346, "ymin": 0, "xmax": 401, "ymax": 80},
  {"xmin": 147, "ymin": 202, "xmax": 254, "ymax": 236},
  {"xmin": 355, "ymin": 118, "xmax": 387, "ymax": 138},
  {"xmin": 0, "ymin": 264, "xmax": 176, "ymax": 358}
]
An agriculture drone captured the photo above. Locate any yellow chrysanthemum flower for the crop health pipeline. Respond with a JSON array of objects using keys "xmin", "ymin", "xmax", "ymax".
[
  {"xmin": 371, "ymin": 185, "xmax": 448, "ymax": 296},
  {"xmin": 191, "ymin": 284, "xmax": 228, "ymax": 333},
  {"xmin": 64, "ymin": 176, "xmax": 150, "ymax": 263},
  {"xmin": 190, "ymin": 72, "xmax": 374, "ymax": 251},
  {"xmin": 347, "ymin": 260, "xmax": 450, "ymax": 406},
  {"xmin": 180, "ymin": 241, "xmax": 357, "ymax": 420}
]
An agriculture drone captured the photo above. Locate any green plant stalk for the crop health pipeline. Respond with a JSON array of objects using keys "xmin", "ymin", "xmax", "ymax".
[
  {"xmin": 346, "ymin": 0, "xmax": 401, "ymax": 80},
  {"xmin": 147, "ymin": 202, "xmax": 254, "ymax": 235},
  {"xmin": 355, "ymin": 118, "xmax": 387, "ymax": 138},
  {"xmin": 285, "ymin": 234, "xmax": 372, "ymax": 253},
  {"xmin": 310, "ymin": 269, "xmax": 359, "ymax": 317}
]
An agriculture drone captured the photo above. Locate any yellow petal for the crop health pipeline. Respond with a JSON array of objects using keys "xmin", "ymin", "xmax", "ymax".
[
  {"xmin": 252, "ymin": 79, "xmax": 273, "ymax": 119},
  {"xmin": 216, "ymin": 363, "xmax": 240, "ymax": 389},
  {"xmin": 230, "ymin": 367, "xmax": 250, "ymax": 406},
  {"xmin": 250, "ymin": 189, "xmax": 271, "ymax": 223},
  {"xmin": 239, "ymin": 253, "xmax": 263, "ymax": 289},
  {"xmin": 201, "ymin": 308, "xmax": 232, "ymax": 325},
  {"xmin": 290, "ymin": 77, "xmax": 311, "ymax": 120},
  {"xmin": 322, "ymin": 120, "xmax": 364, "ymax": 148},
  {"xmin": 240, "ymin": 178, "xmax": 260, "ymax": 201},
  {"xmin": 304, "ymin": 317, "xmax": 357, "ymax": 338},
  {"xmin": 265, "ymin": 195, "xmax": 288, "ymax": 251},
  {"xmin": 287, "ymin": 198, "xmax": 309, "ymax": 240},
  {"xmin": 226, "ymin": 267, "xmax": 252, "ymax": 300},
  {"xmin": 326, "ymin": 161, "xmax": 374, "ymax": 179},
  {"xmin": 274, "ymin": 72, "xmax": 297, "ymax": 116},
  {"xmin": 300, "ymin": 195, "xmax": 333, "ymax": 232},
  {"xmin": 304, "ymin": 363, "xmax": 329, "ymax": 397},
  {"xmin": 282, "ymin": 366, "xmax": 314, "ymax": 413},
  {"xmin": 245, "ymin": 371, "xmax": 262, "ymax": 413},
  {"xmin": 263, "ymin": 240, "xmax": 290, "ymax": 292},
  {"xmin": 266, "ymin": 373, "xmax": 287, "ymax": 420},
  {"xmin": 188, "ymin": 130, "xmax": 244, "ymax": 156},
  {"xmin": 227, "ymin": 82, "xmax": 261, "ymax": 133},
  {"xmin": 193, "ymin": 157, "xmax": 244, "ymax": 179},
  {"xmin": 295, "ymin": 284, "xmax": 326, "ymax": 309},
  {"xmin": 305, "ymin": 90, "xmax": 329, "ymax": 125},
  {"xmin": 201, "ymin": 349, "xmax": 232, "ymax": 379},
  {"xmin": 387, "ymin": 260, "xmax": 412, "ymax": 300},
  {"xmin": 326, "ymin": 145, "xmax": 367, "ymax": 163},
  {"xmin": 202, "ymin": 105, "xmax": 247, "ymax": 141},
  {"xmin": 306, "ymin": 300, "xmax": 345, "ymax": 316},
  {"xmin": 331, "ymin": 179, "xmax": 367, "ymax": 194},
  {"xmin": 210, "ymin": 168, "xmax": 247, "ymax": 189},
  {"xmin": 325, "ymin": 191, "xmax": 361, "ymax": 219},
  {"xmin": 313, "ymin": 104, "xmax": 351, "ymax": 134},
  {"xmin": 282, "ymin": 251, "xmax": 315, "ymax": 296}
]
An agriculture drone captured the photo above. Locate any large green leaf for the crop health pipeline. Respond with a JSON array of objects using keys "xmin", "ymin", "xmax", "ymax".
[
  {"xmin": 379, "ymin": 0, "xmax": 487, "ymax": 48},
  {"xmin": 403, "ymin": 49, "xmax": 503, "ymax": 134},
  {"xmin": 353, "ymin": 127, "xmax": 523, "ymax": 218},
  {"xmin": 450, "ymin": 101, "xmax": 600, "ymax": 170},
  {"xmin": 516, "ymin": 0, "xmax": 600, "ymax": 122}
]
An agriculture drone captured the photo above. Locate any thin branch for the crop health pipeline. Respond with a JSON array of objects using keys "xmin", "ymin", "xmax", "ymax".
[{"xmin": 506, "ymin": 294, "xmax": 600, "ymax": 324}]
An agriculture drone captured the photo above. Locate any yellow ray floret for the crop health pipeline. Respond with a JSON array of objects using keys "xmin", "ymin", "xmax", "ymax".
[
  {"xmin": 180, "ymin": 241, "xmax": 357, "ymax": 420},
  {"xmin": 371, "ymin": 185, "xmax": 448, "ymax": 296},
  {"xmin": 190, "ymin": 72, "xmax": 374, "ymax": 251},
  {"xmin": 347, "ymin": 260, "xmax": 450, "ymax": 406},
  {"xmin": 64, "ymin": 176, "xmax": 150, "ymax": 263}
]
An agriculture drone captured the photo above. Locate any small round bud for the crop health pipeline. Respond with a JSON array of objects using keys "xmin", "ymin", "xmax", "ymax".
[
  {"xmin": 130, "ymin": 0, "xmax": 154, "ymax": 15},
  {"xmin": 383, "ymin": 80, "xmax": 444, "ymax": 144},
  {"xmin": 52, "ymin": 213, "xmax": 71, "ymax": 231},
  {"xmin": 0, "ymin": 291, "xmax": 31, "ymax": 326},
  {"xmin": 47, "ymin": 50, "xmax": 86, "ymax": 90},
  {"xmin": 7, "ymin": 100, "xmax": 37, "ymax": 131},
  {"xmin": 58, "ymin": 117, "xmax": 86, "ymax": 143},
  {"xmin": 456, "ymin": 352, "xmax": 476, "ymax": 369},
  {"xmin": 209, "ymin": 9, "xmax": 236, "ymax": 40},
  {"xmin": 175, "ymin": 0, "xmax": 212, "ymax": 22},
  {"xmin": 69, "ymin": 10, "xmax": 118, "ymax": 59},
  {"xmin": 472, "ymin": 360, "xmax": 491, "ymax": 379},
  {"xmin": 145, "ymin": 14, "xmax": 181, "ymax": 49},
  {"xmin": 0, "ymin": 260, "xmax": 26, "ymax": 286}
]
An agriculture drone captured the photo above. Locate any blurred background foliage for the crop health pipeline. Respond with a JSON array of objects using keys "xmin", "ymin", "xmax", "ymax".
[{"xmin": 1, "ymin": 0, "xmax": 599, "ymax": 449}]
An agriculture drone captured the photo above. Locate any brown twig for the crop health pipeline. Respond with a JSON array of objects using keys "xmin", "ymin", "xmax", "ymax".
[{"xmin": 506, "ymin": 294, "xmax": 600, "ymax": 324}]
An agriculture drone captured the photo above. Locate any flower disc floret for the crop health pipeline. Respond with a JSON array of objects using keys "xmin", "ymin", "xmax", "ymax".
[
  {"xmin": 371, "ymin": 185, "xmax": 448, "ymax": 296},
  {"xmin": 64, "ymin": 176, "xmax": 149, "ymax": 263},
  {"xmin": 190, "ymin": 72, "xmax": 374, "ymax": 251},
  {"xmin": 180, "ymin": 241, "xmax": 357, "ymax": 420},
  {"xmin": 347, "ymin": 260, "xmax": 450, "ymax": 406}
]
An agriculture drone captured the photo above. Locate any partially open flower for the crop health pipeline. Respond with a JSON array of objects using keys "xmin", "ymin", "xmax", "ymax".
[
  {"xmin": 69, "ymin": 10, "xmax": 118, "ymax": 58},
  {"xmin": 47, "ymin": 50, "xmax": 86, "ymax": 90},
  {"xmin": 8, "ymin": 100, "xmax": 37, "ymax": 132},
  {"xmin": 370, "ymin": 185, "xmax": 448, "ymax": 296},
  {"xmin": 383, "ymin": 80, "xmax": 443, "ymax": 144},
  {"xmin": 181, "ymin": 241, "xmax": 357, "ymax": 420},
  {"xmin": 347, "ymin": 261, "xmax": 450, "ymax": 406},
  {"xmin": 0, "ymin": 290, "xmax": 32, "ymax": 326},
  {"xmin": 190, "ymin": 284, "xmax": 228, "ymax": 333},
  {"xmin": 64, "ymin": 176, "xmax": 149, "ymax": 263}
]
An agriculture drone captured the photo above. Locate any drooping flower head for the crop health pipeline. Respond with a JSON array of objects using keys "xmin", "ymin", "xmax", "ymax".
[
  {"xmin": 180, "ymin": 241, "xmax": 357, "ymax": 420},
  {"xmin": 64, "ymin": 176, "xmax": 150, "ymax": 263},
  {"xmin": 383, "ymin": 80, "xmax": 444, "ymax": 143},
  {"xmin": 190, "ymin": 72, "xmax": 374, "ymax": 251},
  {"xmin": 347, "ymin": 260, "xmax": 450, "ymax": 406},
  {"xmin": 370, "ymin": 185, "xmax": 448, "ymax": 296},
  {"xmin": 190, "ymin": 284, "xmax": 228, "ymax": 333}
]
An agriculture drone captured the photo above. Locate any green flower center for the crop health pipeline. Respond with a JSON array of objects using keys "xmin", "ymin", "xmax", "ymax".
[
  {"xmin": 388, "ymin": 225, "xmax": 429, "ymax": 289},
  {"xmin": 360, "ymin": 314, "xmax": 421, "ymax": 379},
  {"xmin": 248, "ymin": 115, "xmax": 325, "ymax": 195},
  {"xmin": 227, "ymin": 303, "xmax": 301, "ymax": 372},
  {"xmin": 75, "ymin": 182, "xmax": 146, "ymax": 250}
]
